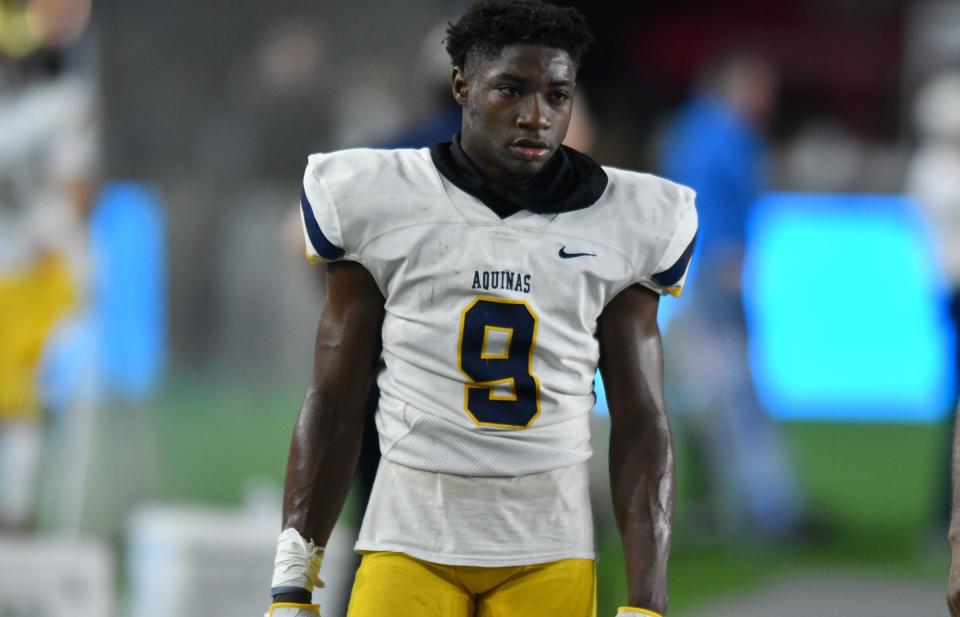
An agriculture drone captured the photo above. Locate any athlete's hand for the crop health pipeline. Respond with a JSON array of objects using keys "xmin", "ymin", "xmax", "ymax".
[{"xmin": 265, "ymin": 603, "xmax": 320, "ymax": 617}]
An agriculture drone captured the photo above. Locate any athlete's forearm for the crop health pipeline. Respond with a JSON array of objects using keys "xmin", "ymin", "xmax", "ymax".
[
  {"xmin": 282, "ymin": 384, "xmax": 368, "ymax": 545},
  {"xmin": 274, "ymin": 384, "xmax": 367, "ymax": 605},
  {"xmin": 950, "ymin": 406, "xmax": 960, "ymax": 544},
  {"xmin": 949, "ymin": 406, "xmax": 960, "ymax": 615},
  {"xmin": 610, "ymin": 415, "xmax": 674, "ymax": 614},
  {"xmin": 275, "ymin": 356, "xmax": 374, "ymax": 604}
]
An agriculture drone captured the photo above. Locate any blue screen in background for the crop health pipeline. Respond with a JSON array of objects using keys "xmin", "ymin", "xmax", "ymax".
[
  {"xmin": 594, "ymin": 192, "xmax": 956, "ymax": 422},
  {"xmin": 42, "ymin": 182, "xmax": 166, "ymax": 408},
  {"xmin": 745, "ymin": 192, "xmax": 954, "ymax": 422}
]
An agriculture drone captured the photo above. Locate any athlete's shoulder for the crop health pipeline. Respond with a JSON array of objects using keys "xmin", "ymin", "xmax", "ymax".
[
  {"xmin": 601, "ymin": 166, "xmax": 696, "ymax": 221},
  {"xmin": 299, "ymin": 148, "xmax": 440, "ymax": 263},
  {"xmin": 305, "ymin": 147, "xmax": 435, "ymax": 189},
  {"xmin": 591, "ymin": 167, "xmax": 698, "ymax": 296}
]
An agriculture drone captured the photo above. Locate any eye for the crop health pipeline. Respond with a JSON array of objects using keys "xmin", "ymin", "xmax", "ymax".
[
  {"xmin": 497, "ymin": 86, "xmax": 521, "ymax": 97},
  {"xmin": 550, "ymin": 91, "xmax": 571, "ymax": 104}
]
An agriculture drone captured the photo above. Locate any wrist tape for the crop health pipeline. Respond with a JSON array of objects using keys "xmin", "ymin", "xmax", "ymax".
[{"xmin": 271, "ymin": 528, "xmax": 325, "ymax": 596}]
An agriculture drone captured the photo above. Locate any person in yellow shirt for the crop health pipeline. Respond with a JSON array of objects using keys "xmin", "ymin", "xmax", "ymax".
[{"xmin": 0, "ymin": 50, "xmax": 95, "ymax": 530}]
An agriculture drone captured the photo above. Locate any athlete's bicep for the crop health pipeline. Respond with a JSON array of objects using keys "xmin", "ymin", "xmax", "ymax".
[
  {"xmin": 596, "ymin": 284, "xmax": 665, "ymax": 426},
  {"xmin": 309, "ymin": 261, "xmax": 384, "ymax": 401}
]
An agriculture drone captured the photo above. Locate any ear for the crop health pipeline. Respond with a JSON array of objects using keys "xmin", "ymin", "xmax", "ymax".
[{"xmin": 452, "ymin": 66, "xmax": 468, "ymax": 107}]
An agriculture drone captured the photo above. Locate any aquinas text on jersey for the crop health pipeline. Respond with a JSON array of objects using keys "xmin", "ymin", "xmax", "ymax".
[{"xmin": 471, "ymin": 270, "xmax": 532, "ymax": 294}]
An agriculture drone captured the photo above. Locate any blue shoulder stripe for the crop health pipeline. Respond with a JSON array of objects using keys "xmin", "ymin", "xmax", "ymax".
[
  {"xmin": 300, "ymin": 184, "xmax": 345, "ymax": 260},
  {"xmin": 651, "ymin": 233, "xmax": 697, "ymax": 288}
]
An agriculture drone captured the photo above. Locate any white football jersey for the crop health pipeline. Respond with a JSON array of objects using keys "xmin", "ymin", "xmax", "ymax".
[{"xmin": 300, "ymin": 148, "xmax": 696, "ymax": 476}]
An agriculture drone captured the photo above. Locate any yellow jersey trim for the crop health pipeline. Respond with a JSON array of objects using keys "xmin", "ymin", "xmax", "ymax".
[
  {"xmin": 305, "ymin": 249, "xmax": 323, "ymax": 265},
  {"xmin": 268, "ymin": 602, "xmax": 320, "ymax": 616}
]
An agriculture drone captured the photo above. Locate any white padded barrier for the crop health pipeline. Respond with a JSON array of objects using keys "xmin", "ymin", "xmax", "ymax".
[
  {"xmin": 126, "ymin": 503, "xmax": 357, "ymax": 617},
  {"xmin": 0, "ymin": 534, "xmax": 114, "ymax": 617}
]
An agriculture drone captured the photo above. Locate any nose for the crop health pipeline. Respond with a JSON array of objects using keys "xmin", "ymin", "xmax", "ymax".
[{"xmin": 516, "ymin": 94, "xmax": 551, "ymax": 131}]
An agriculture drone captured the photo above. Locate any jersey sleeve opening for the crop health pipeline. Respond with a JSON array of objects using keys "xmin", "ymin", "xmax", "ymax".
[{"xmin": 300, "ymin": 183, "xmax": 345, "ymax": 260}]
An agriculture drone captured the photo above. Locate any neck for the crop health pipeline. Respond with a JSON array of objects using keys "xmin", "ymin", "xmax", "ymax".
[{"xmin": 429, "ymin": 135, "xmax": 608, "ymax": 218}]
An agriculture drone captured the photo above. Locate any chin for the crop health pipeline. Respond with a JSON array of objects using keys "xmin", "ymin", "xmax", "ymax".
[{"xmin": 504, "ymin": 158, "xmax": 548, "ymax": 178}]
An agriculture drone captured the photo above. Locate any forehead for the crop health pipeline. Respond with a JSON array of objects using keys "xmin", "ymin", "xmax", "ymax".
[{"xmin": 470, "ymin": 44, "xmax": 577, "ymax": 83}]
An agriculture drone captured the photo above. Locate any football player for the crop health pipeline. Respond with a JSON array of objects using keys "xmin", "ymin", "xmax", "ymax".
[{"xmin": 267, "ymin": 1, "xmax": 697, "ymax": 616}]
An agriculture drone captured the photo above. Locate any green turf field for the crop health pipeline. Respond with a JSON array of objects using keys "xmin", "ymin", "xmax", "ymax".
[{"xmin": 138, "ymin": 380, "xmax": 947, "ymax": 614}]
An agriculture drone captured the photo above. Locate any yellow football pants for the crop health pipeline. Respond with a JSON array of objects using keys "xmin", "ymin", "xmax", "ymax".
[
  {"xmin": 0, "ymin": 256, "xmax": 76, "ymax": 421},
  {"xmin": 346, "ymin": 552, "xmax": 596, "ymax": 617}
]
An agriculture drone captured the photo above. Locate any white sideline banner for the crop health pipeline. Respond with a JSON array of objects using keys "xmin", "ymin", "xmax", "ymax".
[
  {"xmin": 0, "ymin": 534, "xmax": 114, "ymax": 617},
  {"xmin": 127, "ymin": 504, "xmax": 358, "ymax": 617}
]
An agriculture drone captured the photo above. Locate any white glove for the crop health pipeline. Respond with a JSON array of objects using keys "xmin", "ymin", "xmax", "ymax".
[
  {"xmin": 616, "ymin": 608, "xmax": 662, "ymax": 617},
  {"xmin": 265, "ymin": 602, "xmax": 320, "ymax": 617}
]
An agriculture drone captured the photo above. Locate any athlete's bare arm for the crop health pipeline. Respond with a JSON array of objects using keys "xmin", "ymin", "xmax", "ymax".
[
  {"xmin": 274, "ymin": 261, "xmax": 385, "ymax": 604},
  {"xmin": 598, "ymin": 284, "xmax": 673, "ymax": 616},
  {"xmin": 949, "ymin": 404, "xmax": 960, "ymax": 616}
]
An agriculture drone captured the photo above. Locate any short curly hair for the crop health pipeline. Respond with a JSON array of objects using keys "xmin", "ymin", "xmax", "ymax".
[{"xmin": 445, "ymin": 0, "xmax": 593, "ymax": 70}]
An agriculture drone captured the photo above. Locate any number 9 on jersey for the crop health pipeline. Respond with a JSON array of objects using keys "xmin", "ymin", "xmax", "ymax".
[{"xmin": 457, "ymin": 296, "xmax": 541, "ymax": 429}]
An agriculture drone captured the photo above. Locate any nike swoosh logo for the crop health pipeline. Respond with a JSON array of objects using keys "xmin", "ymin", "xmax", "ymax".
[{"xmin": 559, "ymin": 246, "xmax": 597, "ymax": 259}]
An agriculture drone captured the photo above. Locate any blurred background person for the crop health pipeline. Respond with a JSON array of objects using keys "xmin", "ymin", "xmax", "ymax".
[
  {"xmin": 378, "ymin": 20, "xmax": 462, "ymax": 150},
  {"xmin": 658, "ymin": 50, "xmax": 805, "ymax": 539},
  {"xmin": 906, "ymin": 70, "xmax": 960, "ymax": 549},
  {"xmin": 0, "ymin": 43, "xmax": 97, "ymax": 531},
  {"xmin": 908, "ymin": 70, "xmax": 960, "ymax": 400},
  {"xmin": 0, "ymin": 5, "xmax": 114, "ymax": 616}
]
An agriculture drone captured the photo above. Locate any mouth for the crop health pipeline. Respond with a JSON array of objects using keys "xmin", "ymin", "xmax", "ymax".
[{"xmin": 510, "ymin": 139, "xmax": 551, "ymax": 162}]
